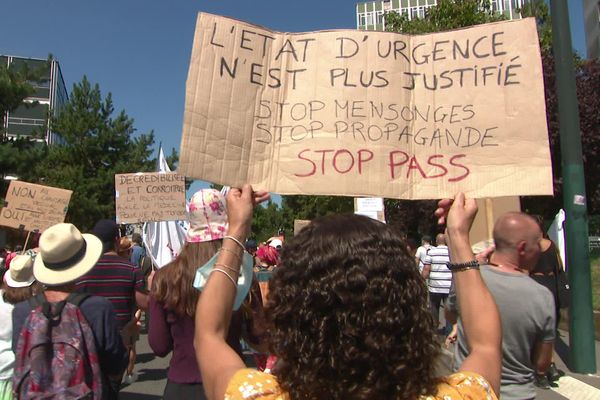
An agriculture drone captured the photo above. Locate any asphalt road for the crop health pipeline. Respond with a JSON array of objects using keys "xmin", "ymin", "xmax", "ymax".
[{"xmin": 121, "ymin": 329, "xmax": 600, "ymax": 399}]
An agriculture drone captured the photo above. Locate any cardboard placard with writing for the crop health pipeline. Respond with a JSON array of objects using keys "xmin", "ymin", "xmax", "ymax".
[
  {"xmin": 115, "ymin": 172, "xmax": 186, "ymax": 224},
  {"xmin": 0, "ymin": 181, "xmax": 72, "ymax": 232},
  {"xmin": 354, "ymin": 197, "xmax": 386, "ymax": 223},
  {"xmin": 179, "ymin": 14, "xmax": 552, "ymax": 200}
]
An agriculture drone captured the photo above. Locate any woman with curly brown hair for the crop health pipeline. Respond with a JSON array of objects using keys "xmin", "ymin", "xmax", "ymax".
[{"xmin": 195, "ymin": 186, "xmax": 501, "ymax": 400}]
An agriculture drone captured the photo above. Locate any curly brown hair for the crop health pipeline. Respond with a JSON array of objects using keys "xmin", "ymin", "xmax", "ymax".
[
  {"xmin": 152, "ymin": 241, "xmax": 221, "ymax": 317},
  {"xmin": 266, "ymin": 214, "xmax": 439, "ymax": 399}
]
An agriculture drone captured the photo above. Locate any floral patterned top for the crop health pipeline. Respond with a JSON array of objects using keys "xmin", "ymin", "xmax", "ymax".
[{"xmin": 225, "ymin": 369, "xmax": 497, "ymax": 400}]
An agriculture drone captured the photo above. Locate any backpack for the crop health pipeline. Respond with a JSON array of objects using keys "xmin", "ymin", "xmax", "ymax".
[{"xmin": 13, "ymin": 292, "xmax": 103, "ymax": 399}]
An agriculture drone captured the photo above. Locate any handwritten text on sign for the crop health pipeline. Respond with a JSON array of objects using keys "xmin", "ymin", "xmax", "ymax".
[
  {"xmin": 0, "ymin": 181, "xmax": 72, "ymax": 232},
  {"xmin": 178, "ymin": 14, "xmax": 552, "ymax": 199},
  {"xmin": 115, "ymin": 172, "xmax": 186, "ymax": 224}
]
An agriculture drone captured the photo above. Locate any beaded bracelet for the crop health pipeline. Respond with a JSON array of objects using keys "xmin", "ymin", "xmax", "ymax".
[
  {"xmin": 224, "ymin": 235, "xmax": 246, "ymax": 252},
  {"xmin": 447, "ymin": 260, "xmax": 480, "ymax": 272},
  {"xmin": 211, "ymin": 268, "xmax": 237, "ymax": 289}
]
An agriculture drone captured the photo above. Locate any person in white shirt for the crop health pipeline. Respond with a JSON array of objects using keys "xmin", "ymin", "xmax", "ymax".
[
  {"xmin": 414, "ymin": 235, "xmax": 432, "ymax": 273},
  {"xmin": 422, "ymin": 234, "xmax": 452, "ymax": 332}
]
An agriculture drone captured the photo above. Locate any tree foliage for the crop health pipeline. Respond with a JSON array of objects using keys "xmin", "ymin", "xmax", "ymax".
[
  {"xmin": 251, "ymin": 201, "xmax": 287, "ymax": 242},
  {"xmin": 0, "ymin": 57, "xmax": 52, "ymax": 204},
  {"xmin": 36, "ymin": 76, "xmax": 156, "ymax": 230},
  {"xmin": 0, "ymin": 139, "xmax": 48, "ymax": 206},
  {"xmin": 384, "ymin": 0, "xmax": 600, "ymax": 224},
  {"xmin": 0, "ymin": 56, "xmax": 52, "ymax": 136},
  {"xmin": 385, "ymin": 0, "xmax": 504, "ymax": 34},
  {"xmin": 516, "ymin": 2, "xmax": 600, "ymax": 217}
]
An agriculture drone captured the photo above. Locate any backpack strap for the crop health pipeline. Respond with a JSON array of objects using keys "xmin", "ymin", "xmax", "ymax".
[
  {"xmin": 28, "ymin": 293, "xmax": 62, "ymax": 319},
  {"xmin": 28, "ymin": 292, "xmax": 90, "ymax": 318},
  {"xmin": 66, "ymin": 292, "xmax": 91, "ymax": 308},
  {"xmin": 28, "ymin": 292, "xmax": 47, "ymax": 310}
]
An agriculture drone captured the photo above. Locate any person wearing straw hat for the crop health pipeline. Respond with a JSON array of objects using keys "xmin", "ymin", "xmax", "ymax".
[
  {"xmin": 0, "ymin": 255, "xmax": 41, "ymax": 400},
  {"xmin": 11, "ymin": 223, "xmax": 127, "ymax": 400}
]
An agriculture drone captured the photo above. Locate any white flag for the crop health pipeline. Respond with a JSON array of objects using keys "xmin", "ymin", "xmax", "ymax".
[
  {"xmin": 547, "ymin": 209, "xmax": 567, "ymax": 270},
  {"xmin": 142, "ymin": 147, "xmax": 187, "ymax": 269}
]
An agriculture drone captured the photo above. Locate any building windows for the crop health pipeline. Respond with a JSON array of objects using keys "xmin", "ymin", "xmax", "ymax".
[
  {"xmin": 1, "ymin": 55, "xmax": 67, "ymax": 144},
  {"xmin": 357, "ymin": 0, "xmax": 528, "ymax": 30}
]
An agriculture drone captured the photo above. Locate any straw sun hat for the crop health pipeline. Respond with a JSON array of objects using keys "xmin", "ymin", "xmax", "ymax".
[
  {"xmin": 5, "ymin": 255, "xmax": 36, "ymax": 288},
  {"xmin": 33, "ymin": 223, "xmax": 103, "ymax": 286}
]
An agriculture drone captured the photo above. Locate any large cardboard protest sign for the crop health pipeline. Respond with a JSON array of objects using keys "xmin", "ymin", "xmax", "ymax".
[
  {"xmin": 0, "ymin": 181, "xmax": 72, "ymax": 232},
  {"xmin": 115, "ymin": 172, "xmax": 186, "ymax": 224},
  {"xmin": 179, "ymin": 13, "xmax": 552, "ymax": 199}
]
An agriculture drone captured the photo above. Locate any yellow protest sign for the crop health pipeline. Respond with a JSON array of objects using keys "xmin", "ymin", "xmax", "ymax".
[{"xmin": 179, "ymin": 13, "xmax": 552, "ymax": 199}]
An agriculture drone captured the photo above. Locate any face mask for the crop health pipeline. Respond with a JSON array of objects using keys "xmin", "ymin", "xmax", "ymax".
[{"xmin": 192, "ymin": 250, "xmax": 254, "ymax": 311}]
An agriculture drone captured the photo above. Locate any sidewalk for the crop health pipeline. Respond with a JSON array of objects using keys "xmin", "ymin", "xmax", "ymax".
[{"xmin": 536, "ymin": 329, "xmax": 600, "ymax": 400}]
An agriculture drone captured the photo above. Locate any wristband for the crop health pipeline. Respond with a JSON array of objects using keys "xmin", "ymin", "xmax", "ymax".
[{"xmin": 447, "ymin": 260, "xmax": 480, "ymax": 272}]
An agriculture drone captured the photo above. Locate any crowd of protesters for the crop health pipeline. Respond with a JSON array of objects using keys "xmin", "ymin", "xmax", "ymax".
[{"xmin": 0, "ymin": 184, "xmax": 570, "ymax": 400}]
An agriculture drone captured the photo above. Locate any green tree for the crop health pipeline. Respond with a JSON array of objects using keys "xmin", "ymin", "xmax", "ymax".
[
  {"xmin": 385, "ymin": 0, "xmax": 505, "ymax": 34},
  {"xmin": 279, "ymin": 195, "xmax": 353, "ymax": 236},
  {"xmin": 516, "ymin": 1, "xmax": 600, "ymax": 218},
  {"xmin": 251, "ymin": 201, "xmax": 286, "ymax": 242},
  {"xmin": 0, "ymin": 57, "xmax": 52, "ymax": 202},
  {"xmin": 0, "ymin": 138, "xmax": 48, "ymax": 206},
  {"xmin": 385, "ymin": 0, "xmax": 600, "ymax": 223},
  {"xmin": 36, "ymin": 76, "xmax": 155, "ymax": 230}
]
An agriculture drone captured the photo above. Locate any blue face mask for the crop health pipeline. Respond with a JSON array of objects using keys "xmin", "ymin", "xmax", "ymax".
[{"xmin": 192, "ymin": 251, "xmax": 254, "ymax": 311}]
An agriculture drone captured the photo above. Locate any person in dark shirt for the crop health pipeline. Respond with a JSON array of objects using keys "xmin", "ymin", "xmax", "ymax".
[
  {"xmin": 530, "ymin": 229, "xmax": 566, "ymax": 386},
  {"xmin": 76, "ymin": 219, "xmax": 149, "ymax": 386},
  {"xmin": 76, "ymin": 220, "xmax": 148, "ymax": 329},
  {"xmin": 129, "ymin": 233, "xmax": 145, "ymax": 268},
  {"xmin": 12, "ymin": 223, "xmax": 126, "ymax": 400}
]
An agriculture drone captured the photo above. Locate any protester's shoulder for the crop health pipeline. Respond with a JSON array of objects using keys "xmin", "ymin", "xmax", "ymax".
[
  {"xmin": 225, "ymin": 368, "xmax": 287, "ymax": 400},
  {"xmin": 13, "ymin": 299, "xmax": 32, "ymax": 319},
  {"xmin": 98, "ymin": 254, "xmax": 137, "ymax": 269},
  {"xmin": 421, "ymin": 372, "xmax": 497, "ymax": 400},
  {"xmin": 428, "ymin": 245, "xmax": 449, "ymax": 256},
  {"xmin": 79, "ymin": 295, "xmax": 115, "ymax": 315},
  {"xmin": 527, "ymin": 277, "xmax": 556, "ymax": 306}
]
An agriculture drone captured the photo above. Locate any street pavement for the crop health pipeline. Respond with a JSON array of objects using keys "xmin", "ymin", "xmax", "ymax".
[
  {"xmin": 119, "ymin": 327, "xmax": 167, "ymax": 399},
  {"xmin": 121, "ymin": 329, "xmax": 600, "ymax": 399}
]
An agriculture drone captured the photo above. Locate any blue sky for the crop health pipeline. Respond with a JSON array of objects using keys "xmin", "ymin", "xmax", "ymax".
[
  {"xmin": 1, "ymin": 0, "xmax": 587, "ymax": 199},
  {"xmin": 0, "ymin": 0, "xmax": 358, "ymax": 199}
]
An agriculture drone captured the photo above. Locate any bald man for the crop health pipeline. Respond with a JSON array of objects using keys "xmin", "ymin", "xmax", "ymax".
[{"xmin": 447, "ymin": 212, "xmax": 555, "ymax": 400}]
